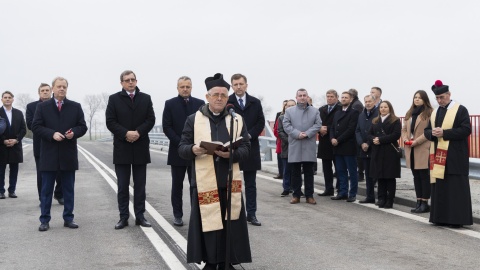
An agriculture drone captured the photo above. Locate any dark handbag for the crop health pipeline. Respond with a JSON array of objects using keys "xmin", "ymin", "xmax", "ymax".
[{"xmin": 391, "ymin": 143, "xmax": 404, "ymax": 159}]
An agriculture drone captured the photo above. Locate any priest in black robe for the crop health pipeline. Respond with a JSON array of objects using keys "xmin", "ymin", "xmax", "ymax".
[
  {"xmin": 424, "ymin": 80, "xmax": 472, "ymax": 227},
  {"xmin": 179, "ymin": 73, "xmax": 252, "ymax": 270}
]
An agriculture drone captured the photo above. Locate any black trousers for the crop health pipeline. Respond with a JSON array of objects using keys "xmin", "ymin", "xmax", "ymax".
[
  {"xmin": 35, "ymin": 156, "xmax": 62, "ymax": 201},
  {"xmin": 410, "ymin": 151, "xmax": 431, "ymax": 200},
  {"xmin": 171, "ymin": 165, "xmax": 193, "ymax": 219},
  {"xmin": 321, "ymin": 158, "xmax": 338, "ymax": 192},
  {"xmin": 115, "ymin": 164, "xmax": 147, "ymax": 220},
  {"xmin": 377, "ymin": 178, "xmax": 396, "ymax": 201}
]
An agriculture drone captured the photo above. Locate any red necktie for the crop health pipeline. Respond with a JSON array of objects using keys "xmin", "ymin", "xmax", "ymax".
[
  {"xmin": 58, "ymin": 101, "xmax": 62, "ymax": 111},
  {"xmin": 129, "ymin": 93, "xmax": 134, "ymax": 102}
]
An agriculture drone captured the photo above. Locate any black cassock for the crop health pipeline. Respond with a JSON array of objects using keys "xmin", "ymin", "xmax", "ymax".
[{"xmin": 425, "ymin": 103, "xmax": 473, "ymax": 226}]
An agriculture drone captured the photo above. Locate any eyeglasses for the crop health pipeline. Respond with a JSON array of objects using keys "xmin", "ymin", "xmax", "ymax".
[
  {"xmin": 208, "ymin": 93, "xmax": 228, "ymax": 99},
  {"xmin": 122, "ymin": 78, "xmax": 137, "ymax": 83}
]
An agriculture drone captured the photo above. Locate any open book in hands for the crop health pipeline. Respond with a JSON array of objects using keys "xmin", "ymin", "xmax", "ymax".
[{"xmin": 199, "ymin": 136, "xmax": 243, "ymax": 155}]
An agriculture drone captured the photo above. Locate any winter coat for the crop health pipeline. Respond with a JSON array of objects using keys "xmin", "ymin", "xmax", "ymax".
[
  {"xmin": 368, "ymin": 116, "xmax": 401, "ymax": 179},
  {"xmin": 401, "ymin": 112, "xmax": 430, "ymax": 169},
  {"xmin": 355, "ymin": 107, "xmax": 378, "ymax": 158},
  {"xmin": 283, "ymin": 104, "xmax": 321, "ymax": 163},
  {"xmin": 317, "ymin": 102, "xmax": 341, "ymax": 160},
  {"xmin": 227, "ymin": 92, "xmax": 265, "ymax": 171}
]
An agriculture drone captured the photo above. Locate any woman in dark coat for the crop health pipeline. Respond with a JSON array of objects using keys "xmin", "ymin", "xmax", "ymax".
[{"xmin": 369, "ymin": 101, "xmax": 401, "ymax": 208}]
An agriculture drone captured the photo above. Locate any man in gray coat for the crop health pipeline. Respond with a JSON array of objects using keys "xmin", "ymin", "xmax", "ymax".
[{"xmin": 283, "ymin": 89, "xmax": 321, "ymax": 204}]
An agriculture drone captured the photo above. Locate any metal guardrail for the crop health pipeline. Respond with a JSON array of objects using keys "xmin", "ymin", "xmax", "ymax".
[{"xmin": 97, "ymin": 126, "xmax": 480, "ymax": 179}]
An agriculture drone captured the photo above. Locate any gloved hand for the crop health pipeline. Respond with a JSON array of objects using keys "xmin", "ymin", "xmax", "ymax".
[{"xmin": 404, "ymin": 140, "xmax": 414, "ymax": 146}]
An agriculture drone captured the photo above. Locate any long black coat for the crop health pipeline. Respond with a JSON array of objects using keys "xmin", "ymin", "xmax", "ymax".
[
  {"xmin": 330, "ymin": 106, "xmax": 359, "ymax": 156},
  {"xmin": 355, "ymin": 107, "xmax": 378, "ymax": 158},
  {"xmin": 162, "ymin": 95, "xmax": 204, "ymax": 166},
  {"xmin": 26, "ymin": 100, "xmax": 42, "ymax": 157},
  {"xmin": 31, "ymin": 98, "xmax": 87, "ymax": 171},
  {"xmin": 368, "ymin": 116, "xmax": 401, "ymax": 179},
  {"xmin": 227, "ymin": 92, "xmax": 265, "ymax": 171},
  {"xmin": 0, "ymin": 107, "xmax": 26, "ymax": 164},
  {"xmin": 105, "ymin": 88, "xmax": 156, "ymax": 165},
  {"xmin": 317, "ymin": 102, "xmax": 341, "ymax": 159}
]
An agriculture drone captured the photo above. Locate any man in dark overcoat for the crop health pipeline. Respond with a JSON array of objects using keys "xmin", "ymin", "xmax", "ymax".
[
  {"xmin": 106, "ymin": 70, "xmax": 156, "ymax": 230},
  {"xmin": 26, "ymin": 83, "xmax": 63, "ymax": 204},
  {"xmin": 227, "ymin": 73, "xmax": 265, "ymax": 226},
  {"xmin": 355, "ymin": 94, "xmax": 378, "ymax": 203},
  {"xmin": 32, "ymin": 77, "xmax": 87, "ymax": 231},
  {"xmin": 330, "ymin": 91, "xmax": 359, "ymax": 202},
  {"xmin": 0, "ymin": 91, "xmax": 26, "ymax": 199},
  {"xmin": 162, "ymin": 76, "xmax": 205, "ymax": 227},
  {"xmin": 424, "ymin": 80, "xmax": 472, "ymax": 227},
  {"xmin": 317, "ymin": 89, "xmax": 341, "ymax": 196}
]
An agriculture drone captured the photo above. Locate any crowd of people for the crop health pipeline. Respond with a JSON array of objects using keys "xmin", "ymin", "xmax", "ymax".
[
  {"xmin": 0, "ymin": 72, "xmax": 475, "ymax": 269},
  {"xmin": 273, "ymin": 82, "xmax": 473, "ymax": 228}
]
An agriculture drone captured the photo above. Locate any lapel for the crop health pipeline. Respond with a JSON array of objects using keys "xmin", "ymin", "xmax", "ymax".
[{"xmin": 413, "ymin": 113, "xmax": 422, "ymax": 132}]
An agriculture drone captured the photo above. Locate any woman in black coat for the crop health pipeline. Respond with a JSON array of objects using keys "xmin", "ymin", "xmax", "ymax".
[{"xmin": 369, "ymin": 101, "xmax": 401, "ymax": 208}]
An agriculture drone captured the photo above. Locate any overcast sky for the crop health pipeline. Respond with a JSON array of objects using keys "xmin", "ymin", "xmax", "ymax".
[{"xmin": 1, "ymin": 0, "xmax": 479, "ymax": 124}]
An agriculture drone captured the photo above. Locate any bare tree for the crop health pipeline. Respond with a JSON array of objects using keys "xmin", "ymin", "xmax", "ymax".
[
  {"xmin": 84, "ymin": 94, "xmax": 102, "ymax": 140},
  {"xmin": 101, "ymin": 92, "xmax": 110, "ymax": 110},
  {"xmin": 14, "ymin": 93, "xmax": 35, "ymax": 114}
]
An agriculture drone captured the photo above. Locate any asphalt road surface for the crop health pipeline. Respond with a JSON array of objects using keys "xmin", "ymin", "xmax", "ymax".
[{"xmin": 1, "ymin": 141, "xmax": 480, "ymax": 270}]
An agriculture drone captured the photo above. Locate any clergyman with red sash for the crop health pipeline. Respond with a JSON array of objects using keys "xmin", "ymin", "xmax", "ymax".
[
  {"xmin": 424, "ymin": 80, "xmax": 473, "ymax": 228},
  {"xmin": 178, "ymin": 73, "xmax": 252, "ymax": 270}
]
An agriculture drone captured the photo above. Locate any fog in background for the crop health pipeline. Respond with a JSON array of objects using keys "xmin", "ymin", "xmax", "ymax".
[{"xmin": 2, "ymin": 0, "xmax": 479, "ymax": 130}]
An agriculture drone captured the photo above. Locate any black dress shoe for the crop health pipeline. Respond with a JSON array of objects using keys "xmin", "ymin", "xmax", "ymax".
[
  {"xmin": 173, "ymin": 217, "xmax": 184, "ymax": 226},
  {"xmin": 115, "ymin": 219, "xmax": 129, "ymax": 230},
  {"xmin": 136, "ymin": 218, "xmax": 152, "ymax": 227},
  {"xmin": 359, "ymin": 199, "xmax": 375, "ymax": 204},
  {"xmin": 247, "ymin": 216, "xmax": 261, "ymax": 226},
  {"xmin": 273, "ymin": 174, "xmax": 283, "ymax": 179},
  {"xmin": 346, "ymin": 197, "xmax": 356, "ymax": 202},
  {"xmin": 39, "ymin": 223, "xmax": 50, "ymax": 232},
  {"xmin": 54, "ymin": 196, "xmax": 64, "ymax": 205},
  {"xmin": 8, "ymin": 192, "xmax": 17, "ymax": 198},
  {"xmin": 203, "ymin": 263, "xmax": 217, "ymax": 270},
  {"xmin": 64, "ymin": 221, "xmax": 79, "ymax": 229},
  {"xmin": 0, "ymin": 193, "xmax": 5, "ymax": 199},
  {"xmin": 331, "ymin": 195, "xmax": 348, "ymax": 200},
  {"xmin": 318, "ymin": 190, "xmax": 334, "ymax": 196},
  {"xmin": 218, "ymin": 262, "xmax": 236, "ymax": 270}
]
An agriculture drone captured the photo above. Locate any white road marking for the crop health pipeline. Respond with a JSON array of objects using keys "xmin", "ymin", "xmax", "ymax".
[
  {"xmin": 256, "ymin": 171, "xmax": 480, "ymax": 239},
  {"xmin": 78, "ymin": 146, "xmax": 187, "ymax": 270}
]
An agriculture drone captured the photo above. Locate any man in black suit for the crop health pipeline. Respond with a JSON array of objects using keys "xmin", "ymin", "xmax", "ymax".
[
  {"xmin": 26, "ymin": 83, "xmax": 63, "ymax": 205},
  {"xmin": 317, "ymin": 89, "xmax": 340, "ymax": 196},
  {"xmin": 0, "ymin": 91, "xmax": 26, "ymax": 199},
  {"xmin": 162, "ymin": 76, "xmax": 205, "ymax": 226},
  {"xmin": 227, "ymin": 73, "xmax": 265, "ymax": 226},
  {"xmin": 106, "ymin": 70, "xmax": 156, "ymax": 230},
  {"xmin": 32, "ymin": 77, "xmax": 87, "ymax": 231}
]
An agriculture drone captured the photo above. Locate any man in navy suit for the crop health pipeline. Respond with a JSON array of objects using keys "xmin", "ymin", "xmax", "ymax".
[
  {"xmin": 162, "ymin": 76, "xmax": 205, "ymax": 226},
  {"xmin": 227, "ymin": 73, "xmax": 265, "ymax": 226},
  {"xmin": 32, "ymin": 77, "xmax": 88, "ymax": 231},
  {"xmin": 26, "ymin": 83, "xmax": 63, "ymax": 205},
  {"xmin": 106, "ymin": 70, "xmax": 156, "ymax": 230},
  {"xmin": 0, "ymin": 91, "xmax": 27, "ymax": 199}
]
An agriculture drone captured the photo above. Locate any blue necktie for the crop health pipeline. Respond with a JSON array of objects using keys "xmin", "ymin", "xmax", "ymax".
[
  {"xmin": 239, "ymin": 98, "xmax": 245, "ymax": 110},
  {"xmin": 328, "ymin": 106, "xmax": 332, "ymax": 114}
]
